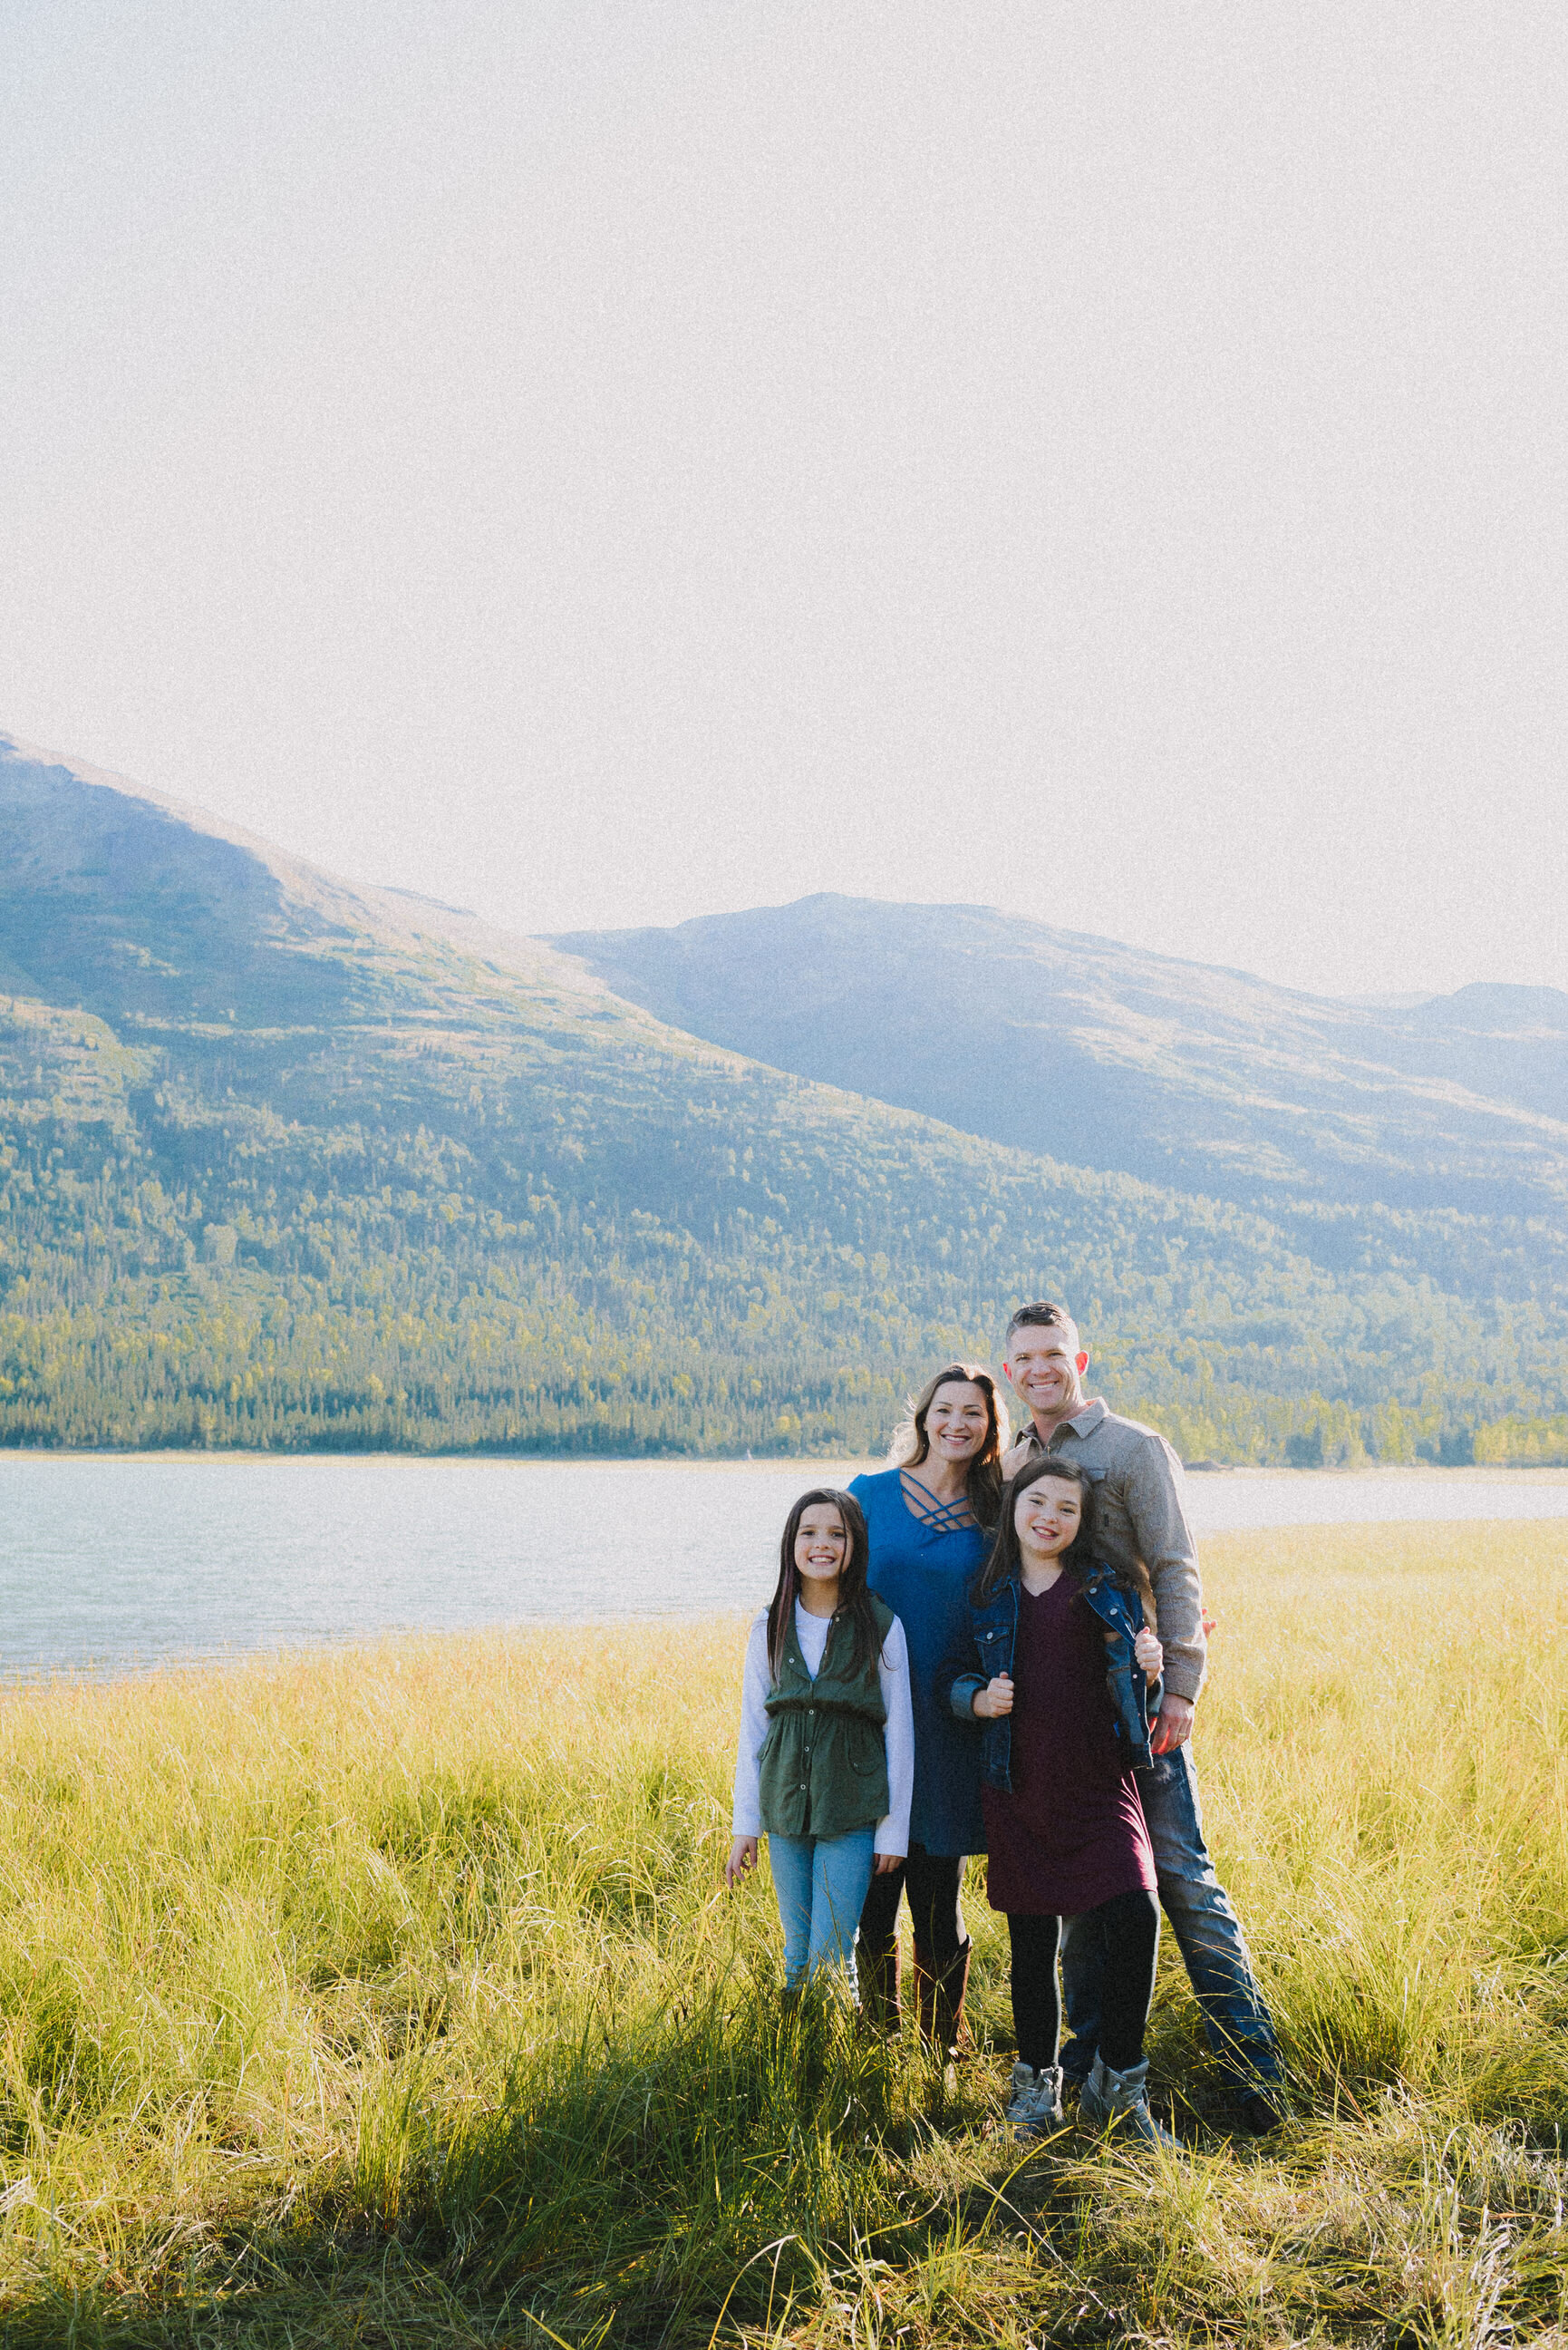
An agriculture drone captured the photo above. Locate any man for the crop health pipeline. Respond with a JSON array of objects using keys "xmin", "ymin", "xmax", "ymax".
[{"xmin": 1000, "ymin": 1300, "xmax": 1283, "ymax": 2132}]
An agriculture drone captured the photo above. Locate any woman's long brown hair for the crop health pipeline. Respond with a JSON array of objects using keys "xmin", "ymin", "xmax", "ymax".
[{"xmin": 766, "ymin": 1487, "xmax": 878, "ymax": 1681}]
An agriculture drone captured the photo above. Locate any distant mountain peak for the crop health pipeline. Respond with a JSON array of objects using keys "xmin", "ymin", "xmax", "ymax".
[
  {"xmin": 0, "ymin": 731, "xmax": 614, "ymax": 1024},
  {"xmin": 552, "ymin": 896, "xmax": 1568, "ymax": 1215},
  {"xmin": 1417, "ymin": 981, "xmax": 1568, "ymax": 1030}
]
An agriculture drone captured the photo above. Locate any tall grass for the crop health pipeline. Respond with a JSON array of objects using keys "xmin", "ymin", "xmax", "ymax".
[{"xmin": 0, "ymin": 1520, "xmax": 1565, "ymax": 2344}]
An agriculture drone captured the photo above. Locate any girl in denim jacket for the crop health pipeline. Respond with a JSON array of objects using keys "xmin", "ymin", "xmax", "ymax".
[{"xmin": 950, "ymin": 1455, "xmax": 1172, "ymax": 2145}]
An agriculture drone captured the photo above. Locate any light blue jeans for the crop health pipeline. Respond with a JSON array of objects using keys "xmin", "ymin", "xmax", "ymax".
[
  {"xmin": 769, "ymin": 1827, "xmax": 877, "ymax": 1994},
  {"xmin": 1060, "ymin": 1744, "xmax": 1282, "ymax": 2088}
]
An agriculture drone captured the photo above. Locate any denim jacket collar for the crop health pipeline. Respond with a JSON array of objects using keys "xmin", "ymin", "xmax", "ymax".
[{"xmin": 950, "ymin": 1560, "xmax": 1161, "ymax": 1792}]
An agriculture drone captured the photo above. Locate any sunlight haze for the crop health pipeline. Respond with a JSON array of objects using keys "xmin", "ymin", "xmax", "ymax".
[{"xmin": 4, "ymin": 1, "xmax": 1564, "ymax": 997}]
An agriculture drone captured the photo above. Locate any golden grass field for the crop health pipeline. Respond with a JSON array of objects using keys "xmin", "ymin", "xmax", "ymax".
[{"xmin": 0, "ymin": 1520, "xmax": 1565, "ymax": 2346}]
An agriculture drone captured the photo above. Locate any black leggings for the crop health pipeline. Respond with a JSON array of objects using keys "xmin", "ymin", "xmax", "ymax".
[
  {"xmin": 857, "ymin": 1844, "xmax": 969, "ymax": 2033},
  {"xmin": 1009, "ymin": 1889, "xmax": 1159, "ymax": 2073}
]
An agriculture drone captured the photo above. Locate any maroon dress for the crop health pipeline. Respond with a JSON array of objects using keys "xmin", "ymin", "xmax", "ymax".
[{"xmin": 982, "ymin": 1574, "xmax": 1157, "ymax": 1917}]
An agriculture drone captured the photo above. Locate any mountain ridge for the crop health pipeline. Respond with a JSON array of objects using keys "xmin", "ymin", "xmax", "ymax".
[
  {"xmin": 2, "ymin": 730, "xmax": 1565, "ymax": 1462},
  {"xmin": 0, "ymin": 731, "xmax": 630, "ymax": 1022},
  {"xmin": 550, "ymin": 894, "xmax": 1568, "ymax": 1217}
]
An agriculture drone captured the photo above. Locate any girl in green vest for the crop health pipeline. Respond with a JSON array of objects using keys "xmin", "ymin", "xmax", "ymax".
[{"xmin": 728, "ymin": 1487, "xmax": 914, "ymax": 1995}]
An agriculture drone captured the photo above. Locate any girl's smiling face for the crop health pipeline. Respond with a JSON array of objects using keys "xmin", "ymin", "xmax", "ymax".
[
  {"xmin": 924, "ymin": 1380, "xmax": 991, "ymax": 1465},
  {"xmin": 794, "ymin": 1502, "xmax": 849, "ymax": 1592},
  {"xmin": 1015, "ymin": 1474, "xmax": 1082, "ymax": 1562}
]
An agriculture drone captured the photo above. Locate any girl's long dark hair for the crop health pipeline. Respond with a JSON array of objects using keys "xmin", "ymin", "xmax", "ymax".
[
  {"xmin": 767, "ymin": 1488, "xmax": 878, "ymax": 1681},
  {"xmin": 973, "ymin": 1453, "xmax": 1101, "ymax": 1604}
]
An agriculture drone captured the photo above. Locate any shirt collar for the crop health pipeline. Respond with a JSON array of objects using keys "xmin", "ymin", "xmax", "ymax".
[{"xmin": 1036, "ymin": 1396, "xmax": 1107, "ymax": 1442}]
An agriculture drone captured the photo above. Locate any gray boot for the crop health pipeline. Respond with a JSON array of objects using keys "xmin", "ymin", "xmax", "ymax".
[
  {"xmin": 1079, "ymin": 2054, "xmax": 1178, "ymax": 2150},
  {"xmin": 1004, "ymin": 2060, "xmax": 1064, "ymax": 2141}
]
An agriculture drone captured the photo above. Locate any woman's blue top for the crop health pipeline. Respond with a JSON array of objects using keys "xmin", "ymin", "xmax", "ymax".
[{"xmin": 849, "ymin": 1466, "xmax": 988, "ymax": 1857}]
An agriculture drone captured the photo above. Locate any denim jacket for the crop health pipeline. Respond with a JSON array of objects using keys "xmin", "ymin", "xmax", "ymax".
[{"xmin": 945, "ymin": 1562, "xmax": 1163, "ymax": 1792}]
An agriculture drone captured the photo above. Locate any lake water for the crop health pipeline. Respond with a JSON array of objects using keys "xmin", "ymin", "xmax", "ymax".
[{"xmin": 2, "ymin": 1454, "xmax": 1566, "ymax": 1679}]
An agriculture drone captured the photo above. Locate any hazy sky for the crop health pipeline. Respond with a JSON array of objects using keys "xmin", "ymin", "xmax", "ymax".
[{"xmin": 5, "ymin": 2, "xmax": 1565, "ymax": 997}]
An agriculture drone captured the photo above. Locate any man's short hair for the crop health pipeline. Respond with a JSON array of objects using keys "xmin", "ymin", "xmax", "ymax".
[{"xmin": 1004, "ymin": 1300, "xmax": 1080, "ymax": 1350}]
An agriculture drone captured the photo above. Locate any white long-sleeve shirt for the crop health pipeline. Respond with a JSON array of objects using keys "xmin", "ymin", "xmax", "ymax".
[{"xmin": 731, "ymin": 1602, "xmax": 914, "ymax": 1857}]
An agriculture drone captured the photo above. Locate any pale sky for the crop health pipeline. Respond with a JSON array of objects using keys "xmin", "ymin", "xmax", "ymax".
[{"xmin": 4, "ymin": 2, "xmax": 1565, "ymax": 998}]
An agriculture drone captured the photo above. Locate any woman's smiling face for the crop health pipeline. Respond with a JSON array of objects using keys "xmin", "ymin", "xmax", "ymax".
[
  {"xmin": 923, "ymin": 1380, "xmax": 991, "ymax": 1464},
  {"xmin": 794, "ymin": 1502, "xmax": 848, "ymax": 1588}
]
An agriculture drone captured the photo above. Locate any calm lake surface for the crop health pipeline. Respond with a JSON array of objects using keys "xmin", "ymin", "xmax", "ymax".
[{"xmin": 2, "ymin": 1455, "xmax": 1566, "ymax": 1679}]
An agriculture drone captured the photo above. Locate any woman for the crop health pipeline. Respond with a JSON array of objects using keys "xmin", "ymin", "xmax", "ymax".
[
  {"xmin": 952, "ymin": 1453, "xmax": 1172, "ymax": 2145},
  {"xmin": 849, "ymin": 1361, "xmax": 1009, "ymax": 2051}
]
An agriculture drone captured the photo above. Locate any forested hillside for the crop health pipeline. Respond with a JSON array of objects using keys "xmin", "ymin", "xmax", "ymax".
[{"xmin": 3, "ymin": 733, "xmax": 1566, "ymax": 1462}]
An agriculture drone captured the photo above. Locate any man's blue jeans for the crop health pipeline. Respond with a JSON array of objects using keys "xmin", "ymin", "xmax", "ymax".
[
  {"xmin": 769, "ymin": 1828, "xmax": 877, "ymax": 1994},
  {"xmin": 1060, "ymin": 1745, "xmax": 1282, "ymax": 2088}
]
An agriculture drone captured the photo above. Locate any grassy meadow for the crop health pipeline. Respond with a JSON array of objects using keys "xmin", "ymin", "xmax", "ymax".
[{"xmin": 1, "ymin": 1520, "xmax": 1566, "ymax": 2345}]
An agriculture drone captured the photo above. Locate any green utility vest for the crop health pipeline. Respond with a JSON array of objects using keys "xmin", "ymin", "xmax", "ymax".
[{"xmin": 758, "ymin": 1597, "xmax": 894, "ymax": 1840}]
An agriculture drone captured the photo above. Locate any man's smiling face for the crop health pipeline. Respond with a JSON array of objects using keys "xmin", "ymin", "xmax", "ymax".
[{"xmin": 1004, "ymin": 1323, "xmax": 1088, "ymax": 1423}]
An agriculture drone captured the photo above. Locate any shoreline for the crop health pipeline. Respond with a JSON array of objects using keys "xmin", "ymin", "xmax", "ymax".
[{"xmin": 0, "ymin": 1449, "xmax": 1566, "ymax": 1484}]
